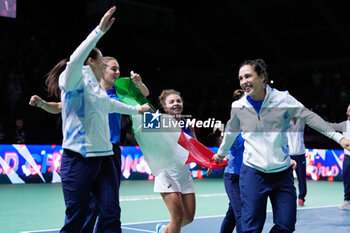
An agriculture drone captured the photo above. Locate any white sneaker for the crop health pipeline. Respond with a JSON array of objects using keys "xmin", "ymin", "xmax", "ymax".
[
  {"xmin": 338, "ymin": 200, "xmax": 350, "ymax": 210},
  {"xmin": 156, "ymin": 223, "xmax": 166, "ymax": 233}
]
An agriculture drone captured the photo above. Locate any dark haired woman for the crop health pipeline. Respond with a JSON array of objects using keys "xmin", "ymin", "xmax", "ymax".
[
  {"xmin": 155, "ymin": 89, "xmax": 196, "ymax": 233},
  {"xmin": 214, "ymin": 59, "xmax": 350, "ymax": 233}
]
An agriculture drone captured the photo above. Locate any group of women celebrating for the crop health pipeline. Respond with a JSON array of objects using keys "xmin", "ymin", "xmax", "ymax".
[{"xmin": 29, "ymin": 5, "xmax": 350, "ymax": 233}]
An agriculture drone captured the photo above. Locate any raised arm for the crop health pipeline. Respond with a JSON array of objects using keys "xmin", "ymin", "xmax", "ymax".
[
  {"xmin": 131, "ymin": 71, "xmax": 150, "ymax": 97},
  {"xmin": 59, "ymin": 6, "xmax": 116, "ymax": 92},
  {"xmin": 29, "ymin": 95, "xmax": 62, "ymax": 114}
]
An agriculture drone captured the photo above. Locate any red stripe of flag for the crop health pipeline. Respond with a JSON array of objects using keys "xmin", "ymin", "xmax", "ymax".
[{"xmin": 178, "ymin": 131, "xmax": 228, "ymax": 170}]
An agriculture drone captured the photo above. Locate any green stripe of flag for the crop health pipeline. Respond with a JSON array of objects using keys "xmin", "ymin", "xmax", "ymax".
[{"xmin": 114, "ymin": 77, "xmax": 156, "ymax": 111}]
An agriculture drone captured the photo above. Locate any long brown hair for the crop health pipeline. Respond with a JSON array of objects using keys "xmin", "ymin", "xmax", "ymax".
[
  {"xmin": 46, "ymin": 48, "xmax": 100, "ymax": 98},
  {"xmin": 45, "ymin": 58, "xmax": 68, "ymax": 98}
]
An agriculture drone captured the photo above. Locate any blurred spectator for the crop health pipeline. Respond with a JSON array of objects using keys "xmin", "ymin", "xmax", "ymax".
[
  {"xmin": 10, "ymin": 118, "xmax": 26, "ymax": 144},
  {"xmin": 7, "ymin": 70, "xmax": 24, "ymax": 121},
  {"xmin": 207, "ymin": 124, "xmax": 224, "ymax": 147}
]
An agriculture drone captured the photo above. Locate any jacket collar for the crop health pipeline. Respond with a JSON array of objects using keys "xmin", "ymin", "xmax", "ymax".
[{"xmin": 82, "ymin": 65, "xmax": 99, "ymax": 87}]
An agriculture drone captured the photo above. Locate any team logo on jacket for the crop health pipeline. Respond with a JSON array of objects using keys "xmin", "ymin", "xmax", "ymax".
[{"xmin": 143, "ymin": 110, "xmax": 161, "ymax": 129}]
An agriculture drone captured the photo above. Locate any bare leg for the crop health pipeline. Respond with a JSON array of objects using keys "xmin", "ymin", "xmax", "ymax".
[
  {"xmin": 181, "ymin": 193, "xmax": 195, "ymax": 227},
  {"xmin": 161, "ymin": 192, "xmax": 184, "ymax": 233}
]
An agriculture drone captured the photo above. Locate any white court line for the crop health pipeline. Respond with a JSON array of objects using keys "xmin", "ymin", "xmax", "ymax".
[
  {"xmin": 122, "ymin": 218, "xmax": 170, "ymax": 226},
  {"xmin": 21, "ymin": 230, "xmax": 59, "ymax": 233},
  {"xmin": 122, "ymin": 226, "xmax": 155, "ymax": 232},
  {"xmin": 295, "ymin": 204, "xmax": 338, "ymax": 210},
  {"xmin": 121, "ymin": 205, "xmax": 340, "ymax": 225},
  {"xmin": 120, "ymin": 195, "xmax": 161, "ymax": 201},
  {"xmin": 120, "ymin": 193, "xmax": 226, "ymax": 202},
  {"xmin": 21, "ymin": 205, "xmax": 340, "ymax": 232}
]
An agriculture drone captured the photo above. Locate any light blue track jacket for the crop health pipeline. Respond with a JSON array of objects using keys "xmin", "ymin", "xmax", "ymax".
[
  {"xmin": 59, "ymin": 27, "xmax": 139, "ymax": 157},
  {"xmin": 218, "ymin": 85, "xmax": 344, "ymax": 173}
]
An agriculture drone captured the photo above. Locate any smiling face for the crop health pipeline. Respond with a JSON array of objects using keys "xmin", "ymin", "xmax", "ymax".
[
  {"xmin": 163, "ymin": 94, "xmax": 183, "ymax": 116},
  {"xmin": 238, "ymin": 64, "xmax": 266, "ymax": 101},
  {"xmin": 103, "ymin": 59, "xmax": 120, "ymax": 89},
  {"xmin": 347, "ymin": 105, "xmax": 350, "ymax": 120}
]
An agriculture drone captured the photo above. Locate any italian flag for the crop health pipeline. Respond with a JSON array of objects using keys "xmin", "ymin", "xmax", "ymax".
[{"xmin": 115, "ymin": 78, "xmax": 227, "ymax": 176}]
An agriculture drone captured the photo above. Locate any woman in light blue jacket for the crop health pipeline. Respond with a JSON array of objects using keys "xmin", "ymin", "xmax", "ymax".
[
  {"xmin": 56, "ymin": 6, "xmax": 151, "ymax": 233},
  {"xmin": 214, "ymin": 59, "xmax": 350, "ymax": 233}
]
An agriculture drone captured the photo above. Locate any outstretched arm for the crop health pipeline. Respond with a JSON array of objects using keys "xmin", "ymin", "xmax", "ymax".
[
  {"xmin": 329, "ymin": 121, "xmax": 347, "ymax": 132},
  {"xmin": 108, "ymin": 98, "xmax": 152, "ymax": 115},
  {"xmin": 29, "ymin": 95, "xmax": 62, "ymax": 114},
  {"xmin": 286, "ymin": 93, "xmax": 344, "ymax": 144}
]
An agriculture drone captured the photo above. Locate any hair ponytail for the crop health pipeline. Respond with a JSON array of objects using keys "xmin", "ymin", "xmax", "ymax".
[{"xmin": 45, "ymin": 58, "xmax": 68, "ymax": 98}]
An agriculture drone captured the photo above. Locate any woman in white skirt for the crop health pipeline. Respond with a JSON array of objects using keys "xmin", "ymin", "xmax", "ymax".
[{"xmin": 155, "ymin": 89, "xmax": 196, "ymax": 233}]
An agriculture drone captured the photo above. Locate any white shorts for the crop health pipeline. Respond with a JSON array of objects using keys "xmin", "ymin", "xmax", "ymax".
[{"xmin": 154, "ymin": 164, "xmax": 195, "ymax": 194}]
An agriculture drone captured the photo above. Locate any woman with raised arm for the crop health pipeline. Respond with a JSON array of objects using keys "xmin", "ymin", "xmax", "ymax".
[
  {"xmin": 53, "ymin": 6, "xmax": 150, "ymax": 233},
  {"xmin": 30, "ymin": 54, "xmax": 151, "ymax": 232}
]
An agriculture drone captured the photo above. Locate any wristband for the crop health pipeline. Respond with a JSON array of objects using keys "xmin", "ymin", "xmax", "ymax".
[
  {"xmin": 39, "ymin": 100, "xmax": 46, "ymax": 108},
  {"xmin": 136, "ymin": 82, "xmax": 143, "ymax": 88}
]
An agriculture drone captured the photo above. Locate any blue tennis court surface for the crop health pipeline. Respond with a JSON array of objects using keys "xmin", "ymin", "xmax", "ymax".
[{"xmin": 22, "ymin": 206, "xmax": 350, "ymax": 233}]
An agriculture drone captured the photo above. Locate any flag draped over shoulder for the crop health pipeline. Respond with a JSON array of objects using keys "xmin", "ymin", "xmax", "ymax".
[{"xmin": 115, "ymin": 78, "xmax": 228, "ymax": 176}]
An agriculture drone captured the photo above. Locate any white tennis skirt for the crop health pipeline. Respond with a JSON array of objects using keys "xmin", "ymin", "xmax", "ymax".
[{"xmin": 154, "ymin": 164, "xmax": 195, "ymax": 194}]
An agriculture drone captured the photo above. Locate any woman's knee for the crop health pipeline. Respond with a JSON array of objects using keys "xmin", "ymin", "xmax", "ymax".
[
  {"xmin": 172, "ymin": 215, "xmax": 184, "ymax": 225},
  {"xmin": 171, "ymin": 209, "xmax": 184, "ymax": 225}
]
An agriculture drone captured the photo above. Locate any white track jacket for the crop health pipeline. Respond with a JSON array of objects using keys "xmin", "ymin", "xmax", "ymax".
[
  {"xmin": 286, "ymin": 119, "xmax": 306, "ymax": 156},
  {"xmin": 218, "ymin": 85, "xmax": 343, "ymax": 173},
  {"xmin": 330, "ymin": 120, "xmax": 350, "ymax": 156}
]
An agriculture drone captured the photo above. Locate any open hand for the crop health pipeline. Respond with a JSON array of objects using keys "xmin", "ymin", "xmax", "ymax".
[
  {"xmin": 340, "ymin": 137, "xmax": 350, "ymax": 151},
  {"xmin": 291, "ymin": 159, "xmax": 297, "ymax": 170},
  {"xmin": 98, "ymin": 6, "xmax": 116, "ymax": 33}
]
